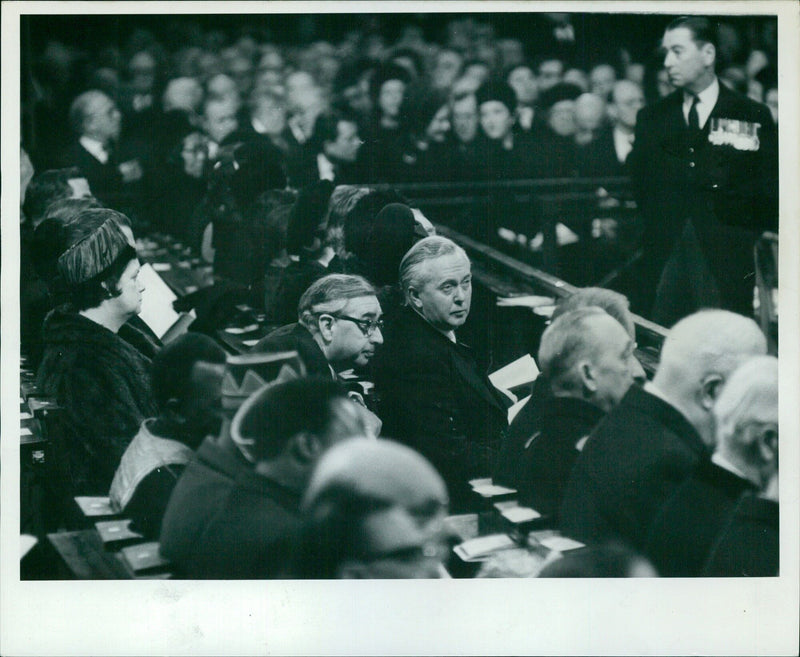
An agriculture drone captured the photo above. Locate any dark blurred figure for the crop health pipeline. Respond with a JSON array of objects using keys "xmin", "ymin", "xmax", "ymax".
[
  {"xmin": 285, "ymin": 110, "xmax": 363, "ymax": 188},
  {"xmin": 398, "ymin": 87, "xmax": 452, "ymax": 182},
  {"xmin": 530, "ymin": 82, "xmax": 582, "ymax": 178},
  {"xmin": 267, "ymin": 181, "xmax": 335, "ymax": 325},
  {"xmin": 65, "ymin": 90, "xmax": 145, "ymax": 215},
  {"xmin": 505, "ymin": 62, "xmax": 540, "ymax": 133},
  {"xmin": 358, "ymin": 63, "xmax": 413, "ymax": 182},
  {"xmin": 448, "ymin": 91, "xmax": 483, "ymax": 181},
  {"xmin": 159, "ymin": 378, "xmax": 368, "ymax": 579},
  {"xmin": 199, "ymin": 140, "xmax": 286, "ymax": 290},
  {"xmin": 109, "ymin": 334, "xmax": 226, "ymax": 539},
  {"xmin": 293, "ymin": 439, "xmax": 450, "ymax": 579},
  {"xmin": 579, "ymin": 80, "xmax": 645, "ymax": 177},
  {"xmin": 475, "ymin": 79, "xmax": 536, "ymax": 180}
]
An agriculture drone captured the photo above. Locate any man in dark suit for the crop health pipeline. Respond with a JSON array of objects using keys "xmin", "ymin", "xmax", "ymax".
[
  {"xmin": 252, "ymin": 274, "xmax": 384, "ymax": 380},
  {"xmin": 579, "ymin": 80, "xmax": 645, "ymax": 177},
  {"xmin": 66, "ymin": 90, "xmax": 143, "ymax": 206},
  {"xmin": 559, "ymin": 309, "xmax": 767, "ymax": 550},
  {"xmin": 493, "ymin": 307, "xmax": 642, "ymax": 519},
  {"xmin": 285, "ymin": 111, "xmax": 363, "ymax": 189},
  {"xmin": 159, "ymin": 378, "xmax": 368, "ymax": 579},
  {"xmin": 373, "ymin": 236, "xmax": 509, "ymax": 511},
  {"xmin": 645, "ymin": 355, "xmax": 778, "ymax": 576},
  {"xmin": 627, "ymin": 16, "xmax": 778, "ymax": 325}
]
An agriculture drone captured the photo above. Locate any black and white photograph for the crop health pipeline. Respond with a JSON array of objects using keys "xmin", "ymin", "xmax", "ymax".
[{"xmin": 1, "ymin": 1, "xmax": 798, "ymax": 654}]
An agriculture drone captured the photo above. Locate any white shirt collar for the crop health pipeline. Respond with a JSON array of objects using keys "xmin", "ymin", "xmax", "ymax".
[
  {"xmin": 79, "ymin": 135, "xmax": 109, "ymax": 164},
  {"xmin": 711, "ymin": 452, "xmax": 750, "ymax": 481},
  {"xmin": 317, "ymin": 152, "xmax": 336, "ymax": 181},
  {"xmin": 612, "ymin": 126, "xmax": 635, "ymax": 163},
  {"xmin": 683, "ymin": 76, "xmax": 719, "ymax": 129}
]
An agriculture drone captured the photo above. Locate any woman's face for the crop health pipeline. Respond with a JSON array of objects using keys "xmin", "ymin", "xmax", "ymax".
[
  {"xmin": 110, "ymin": 259, "xmax": 145, "ymax": 319},
  {"xmin": 426, "ymin": 105, "xmax": 451, "ymax": 143},
  {"xmin": 379, "ymin": 79, "xmax": 406, "ymax": 118}
]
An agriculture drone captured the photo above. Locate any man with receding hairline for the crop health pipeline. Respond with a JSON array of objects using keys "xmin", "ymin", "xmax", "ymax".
[{"xmin": 559, "ymin": 309, "xmax": 767, "ymax": 549}]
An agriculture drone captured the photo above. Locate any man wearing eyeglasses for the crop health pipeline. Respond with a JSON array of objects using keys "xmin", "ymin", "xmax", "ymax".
[
  {"xmin": 373, "ymin": 236, "xmax": 510, "ymax": 512},
  {"xmin": 252, "ymin": 273, "xmax": 384, "ymax": 380}
]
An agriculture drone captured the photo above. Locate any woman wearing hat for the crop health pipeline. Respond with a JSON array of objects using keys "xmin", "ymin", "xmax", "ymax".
[{"xmin": 37, "ymin": 208, "xmax": 158, "ymax": 495}]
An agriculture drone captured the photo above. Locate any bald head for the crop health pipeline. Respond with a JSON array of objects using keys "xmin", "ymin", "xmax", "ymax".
[
  {"xmin": 163, "ymin": 77, "xmax": 203, "ymax": 113},
  {"xmin": 652, "ymin": 310, "xmax": 767, "ymax": 444},
  {"xmin": 304, "ymin": 438, "xmax": 447, "ymax": 511},
  {"xmin": 298, "ymin": 439, "xmax": 449, "ymax": 578}
]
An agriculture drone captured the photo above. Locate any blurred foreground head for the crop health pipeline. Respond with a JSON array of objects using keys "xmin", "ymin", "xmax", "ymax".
[{"xmin": 296, "ymin": 438, "xmax": 449, "ymax": 579}]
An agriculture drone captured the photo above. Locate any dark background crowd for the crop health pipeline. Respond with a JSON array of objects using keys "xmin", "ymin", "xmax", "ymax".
[{"xmin": 15, "ymin": 10, "xmax": 783, "ymax": 589}]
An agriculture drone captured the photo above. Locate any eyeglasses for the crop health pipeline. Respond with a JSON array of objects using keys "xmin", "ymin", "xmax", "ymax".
[{"xmin": 331, "ymin": 314, "xmax": 384, "ymax": 337}]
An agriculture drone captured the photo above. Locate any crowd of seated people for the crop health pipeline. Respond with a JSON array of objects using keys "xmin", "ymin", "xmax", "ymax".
[{"xmin": 18, "ymin": 13, "xmax": 781, "ymax": 580}]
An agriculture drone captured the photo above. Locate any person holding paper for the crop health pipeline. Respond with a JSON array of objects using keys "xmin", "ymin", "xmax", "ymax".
[
  {"xmin": 373, "ymin": 236, "xmax": 509, "ymax": 512},
  {"xmin": 37, "ymin": 208, "xmax": 158, "ymax": 495},
  {"xmin": 494, "ymin": 307, "xmax": 640, "ymax": 519}
]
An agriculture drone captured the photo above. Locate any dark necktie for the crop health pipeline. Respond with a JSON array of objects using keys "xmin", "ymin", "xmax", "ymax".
[{"xmin": 688, "ymin": 95, "xmax": 700, "ymax": 130}]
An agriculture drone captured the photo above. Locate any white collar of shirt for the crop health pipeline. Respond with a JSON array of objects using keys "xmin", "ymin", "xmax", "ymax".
[
  {"xmin": 683, "ymin": 77, "xmax": 719, "ymax": 129},
  {"xmin": 288, "ymin": 116, "xmax": 308, "ymax": 144},
  {"xmin": 613, "ymin": 126, "xmax": 635, "ymax": 163},
  {"xmin": 317, "ymin": 152, "xmax": 336, "ymax": 181},
  {"xmin": 79, "ymin": 135, "xmax": 109, "ymax": 164},
  {"xmin": 711, "ymin": 452, "xmax": 750, "ymax": 481}
]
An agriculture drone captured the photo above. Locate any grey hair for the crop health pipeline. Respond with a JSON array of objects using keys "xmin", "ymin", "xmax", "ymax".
[
  {"xmin": 538, "ymin": 307, "xmax": 610, "ymax": 394},
  {"xmin": 298, "ymin": 274, "xmax": 376, "ymax": 329},
  {"xmin": 553, "ymin": 287, "xmax": 635, "ymax": 338},
  {"xmin": 713, "ymin": 355, "xmax": 778, "ymax": 444},
  {"xmin": 69, "ymin": 90, "xmax": 108, "ymax": 134},
  {"xmin": 398, "ymin": 236, "xmax": 468, "ymax": 303}
]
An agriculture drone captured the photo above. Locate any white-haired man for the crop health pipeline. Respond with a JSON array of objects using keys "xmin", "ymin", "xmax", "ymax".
[
  {"xmin": 559, "ymin": 309, "xmax": 767, "ymax": 549},
  {"xmin": 645, "ymin": 355, "xmax": 778, "ymax": 576},
  {"xmin": 373, "ymin": 236, "xmax": 509, "ymax": 512}
]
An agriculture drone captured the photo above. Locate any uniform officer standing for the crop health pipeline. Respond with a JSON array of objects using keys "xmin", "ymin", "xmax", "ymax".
[{"xmin": 628, "ymin": 16, "xmax": 777, "ymax": 326}]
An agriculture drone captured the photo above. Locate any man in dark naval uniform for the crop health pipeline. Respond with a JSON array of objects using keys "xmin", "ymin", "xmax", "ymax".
[{"xmin": 627, "ymin": 16, "xmax": 777, "ymax": 326}]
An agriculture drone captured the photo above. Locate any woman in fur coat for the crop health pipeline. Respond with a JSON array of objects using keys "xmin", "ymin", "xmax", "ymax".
[{"xmin": 37, "ymin": 209, "xmax": 158, "ymax": 495}]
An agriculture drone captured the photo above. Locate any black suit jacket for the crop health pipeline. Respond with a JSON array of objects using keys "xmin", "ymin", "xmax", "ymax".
[
  {"xmin": 702, "ymin": 493, "xmax": 778, "ymax": 577},
  {"xmin": 251, "ymin": 322, "xmax": 333, "ymax": 380},
  {"xmin": 578, "ymin": 126, "xmax": 627, "ymax": 178},
  {"xmin": 66, "ymin": 141, "xmax": 124, "ymax": 202},
  {"xmin": 644, "ymin": 458, "xmax": 756, "ymax": 576},
  {"xmin": 494, "ymin": 389, "xmax": 605, "ymax": 519},
  {"xmin": 373, "ymin": 306, "xmax": 509, "ymax": 511},
  {"xmin": 627, "ymin": 82, "xmax": 778, "ymax": 313},
  {"xmin": 559, "ymin": 384, "xmax": 709, "ymax": 549}
]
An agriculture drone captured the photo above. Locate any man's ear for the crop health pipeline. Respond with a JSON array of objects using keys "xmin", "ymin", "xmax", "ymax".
[
  {"xmin": 317, "ymin": 314, "xmax": 335, "ymax": 343},
  {"xmin": 579, "ymin": 361, "xmax": 598, "ymax": 394},
  {"xmin": 699, "ymin": 374, "xmax": 724, "ymax": 410},
  {"xmin": 289, "ymin": 431, "xmax": 324, "ymax": 464},
  {"xmin": 408, "ymin": 285, "xmax": 424, "ymax": 312},
  {"xmin": 702, "ymin": 42, "xmax": 716, "ymax": 67},
  {"xmin": 756, "ymin": 424, "xmax": 779, "ymax": 464}
]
